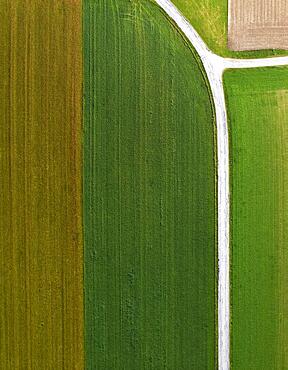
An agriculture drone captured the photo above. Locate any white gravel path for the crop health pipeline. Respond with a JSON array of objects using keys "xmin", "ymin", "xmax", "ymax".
[{"xmin": 154, "ymin": 1, "xmax": 288, "ymax": 369}]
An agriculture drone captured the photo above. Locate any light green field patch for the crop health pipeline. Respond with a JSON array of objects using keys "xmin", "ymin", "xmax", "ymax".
[
  {"xmin": 224, "ymin": 67, "xmax": 288, "ymax": 369},
  {"xmin": 171, "ymin": 0, "xmax": 288, "ymax": 58},
  {"xmin": 171, "ymin": 0, "xmax": 226, "ymax": 53}
]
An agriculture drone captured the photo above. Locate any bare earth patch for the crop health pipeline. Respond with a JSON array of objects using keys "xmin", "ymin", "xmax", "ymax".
[{"xmin": 228, "ymin": 0, "xmax": 288, "ymax": 50}]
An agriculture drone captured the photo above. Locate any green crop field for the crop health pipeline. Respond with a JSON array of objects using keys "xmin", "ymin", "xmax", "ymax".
[
  {"xmin": 172, "ymin": 0, "xmax": 288, "ymax": 58},
  {"xmin": 224, "ymin": 67, "xmax": 288, "ymax": 369},
  {"xmin": 83, "ymin": 0, "xmax": 217, "ymax": 368}
]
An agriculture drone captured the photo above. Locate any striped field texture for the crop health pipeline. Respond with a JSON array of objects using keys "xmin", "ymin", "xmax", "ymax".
[
  {"xmin": 0, "ymin": 1, "xmax": 83, "ymax": 369},
  {"xmin": 224, "ymin": 67, "xmax": 288, "ymax": 369},
  {"xmin": 83, "ymin": 0, "xmax": 217, "ymax": 368},
  {"xmin": 228, "ymin": 0, "xmax": 288, "ymax": 51}
]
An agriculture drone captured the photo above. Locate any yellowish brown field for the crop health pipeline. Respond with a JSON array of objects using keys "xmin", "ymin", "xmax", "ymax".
[
  {"xmin": 228, "ymin": 0, "xmax": 288, "ymax": 51},
  {"xmin": 0, "ymin": 1, "xmax": 83, "ymax": 369}
]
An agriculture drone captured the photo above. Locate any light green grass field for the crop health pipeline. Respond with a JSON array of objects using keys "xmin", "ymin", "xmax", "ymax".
[
  {"xmin": 172, "ymin": 0, "xmax": 288, "ymax": 58},
  {"xmin": 224, "ymin": 67, "xmax": 288, "ymax": 369},
  {"xmin": 84, "ymin": 0, "xmax": 217, "ymax": 368}
]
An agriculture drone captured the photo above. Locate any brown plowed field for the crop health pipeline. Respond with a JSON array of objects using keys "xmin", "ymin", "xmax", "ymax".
[{"xmin": 228, "ymin": 0, "xmax": 288, "ymax": 51}]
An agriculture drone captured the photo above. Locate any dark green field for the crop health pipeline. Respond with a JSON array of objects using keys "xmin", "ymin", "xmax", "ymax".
[
  {"xmin": 224, "ymin": 67, "xmax": 288, "ymax": 369},
  {"xmin": 83, "ymin": 0, "xmax": 217, "ymax": 368}
]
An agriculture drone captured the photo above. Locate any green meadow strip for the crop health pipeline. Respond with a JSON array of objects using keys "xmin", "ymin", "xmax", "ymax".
[
  {"xmin": 83, "ymin": 0, "xmax": 217, "ymax": 368},
  {"xmin": 0, "ymin": 1, "xmax": 83, "ymax": 368},
  {"xmin": 224, "ymin": 67, "xmax": 288, "ymax": 369}
]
